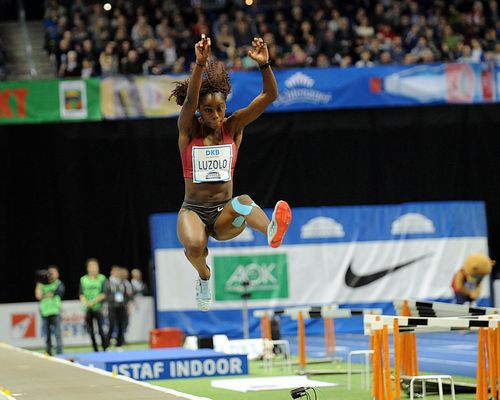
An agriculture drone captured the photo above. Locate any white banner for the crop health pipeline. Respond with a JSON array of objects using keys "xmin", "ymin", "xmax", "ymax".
[
  {"xmin": 0, "ymin": 297, "xmax": 154, "ymax": 348},
  {"xmin": 156, "ymin": 237, "xmax": 489, "ymax": 311}
]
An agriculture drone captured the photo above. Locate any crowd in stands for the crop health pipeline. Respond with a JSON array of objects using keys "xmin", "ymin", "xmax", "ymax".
[
  {"xmin": 43, "ymin": 0, "xmax": 500, "ymax": 78},
  {"xmin": 0, "ymin": 38, "xmax": 7, "ymax": 80}
]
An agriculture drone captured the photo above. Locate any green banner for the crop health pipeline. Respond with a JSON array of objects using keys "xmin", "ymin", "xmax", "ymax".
[
  {"xmin": 0, "ymin": 78, "xmax": 101, "ymax": 124},
  {"xmin": 213, "ymin": 253, "xmax": 289, "ymax": 301}
]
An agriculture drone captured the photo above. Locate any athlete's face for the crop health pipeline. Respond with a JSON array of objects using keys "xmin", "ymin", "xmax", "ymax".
[{"xmin": 198, "ymin": 93, "xmax": 226, "ymax": 130}]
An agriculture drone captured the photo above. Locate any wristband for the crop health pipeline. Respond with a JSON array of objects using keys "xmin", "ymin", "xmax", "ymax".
[
  {"xmin": 259, "ymin": 62, "xmax": 271, "ymax": 70},
  {"xmin": 196, "ymin": 62, "xmax": 205, "ymax": 68}
]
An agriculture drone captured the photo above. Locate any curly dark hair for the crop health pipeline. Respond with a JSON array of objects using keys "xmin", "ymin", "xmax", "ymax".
[{"xmin": 169, "ymin": 59, "xmax": 232, "ymax": 106}]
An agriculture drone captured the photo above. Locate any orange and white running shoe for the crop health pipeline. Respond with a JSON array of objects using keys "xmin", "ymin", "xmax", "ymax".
[{"xmin": 267, "ymin": 200, "xmax": 292, "ymax": 248}]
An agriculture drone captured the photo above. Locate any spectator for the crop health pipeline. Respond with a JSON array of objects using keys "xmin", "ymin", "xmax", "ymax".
[
  {"xmin": 316, "ymin": 53, "xmax": 331, "ymax": 67},
  {"xmin": 59, "ymin": 50, "xmax": 81, "ymax": 77},
  {"xmin": 457, "ymin": 44, "xmax": 474, "ymax": 63},
  {"xmin": 233, "ymin": 19, "xmax": 253, "ymax": 49},
  {"xmin": 286, "ymin": 44, "xmax": 309, "ymax": 67},
  {"xmin": 79, "ymin": 258, "xmax": 107, "ymax": 352},
  {"xmin": 379, "ymin": 51, "xmax": 393, "ymax": 65},
  {"xmin": 81, "ymin": 39, "xmax": 97, "ymax": 63},
  {"xmin": 121, "ymin": 49, "xmax": 143, "ymax": 75},
  {"xmin": 92, "ymin": 17, "xmax": 111, "ymax": 51},
  {"xmin": 35, "ymin": 266, "xmax": 65, "ymax": 355},
  {"xmin": 104, "ymin": 265, "xmax": 130, "ymax": 348},
  {"xmin": 99, "ymin": 42, "xmax": 119, "ymax": 77},
  {"xmin": 158, "ymin": 36, "xmax": 178, "ymax": 71},
  {"xmin": 355, "ymin": 15, "xmax": 376, "ymax": 38},
  {"xmin": 131, "ymin": 269, "xmax": 148, "ymax": 297},
  {"xmin": 471, "ymin": 38, "xmax": 485, "ymax": 62},
  {"xmin": 355, "ymin": 50, "xmax": 374, "ymax": 67},
  {"xmin": 42, "ymin": 0, "xmax": 500, "ymax": 75},
  {"xmin": 81, "ymin": 58, "xmax": 98, "ymax": 78},
  {"xmin": 340, "ymin": 54, "xmax": 352, "ymax": 68},
  {"xmin": 155, "ymin": 17, "xmax": 172, "ymax": 40},
  {"xmin": 215, "ymin": 23, "xmax": 236, "ymax": 60},
  {"xmin": 390, "ymin": 36, "xmax": 406, "ymax": 63},
  {"xmin": 494, "ymin": 42, "xmax": 500, "ymax": 62},
  {"xmin": 131, "ymin": 15, "xmax": 154, "ymax": 49},
  {"xmin": 317, "ymin": 30, "xmax": 341, "ymax": 65}
]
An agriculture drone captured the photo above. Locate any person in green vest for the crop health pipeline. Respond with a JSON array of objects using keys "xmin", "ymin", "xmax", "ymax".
[
  {"xmin": 79, "ymin": 258, "xmax": 107, "ymax": 352},
  {"xmin": 34, "ymin": 265, "xmax": 65, "ymax": 355}
]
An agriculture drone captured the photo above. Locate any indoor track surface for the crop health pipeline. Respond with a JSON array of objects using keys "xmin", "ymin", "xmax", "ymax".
[{"xmin": 0, "ymin": 344, "xmax": 208, "ymax": 400}]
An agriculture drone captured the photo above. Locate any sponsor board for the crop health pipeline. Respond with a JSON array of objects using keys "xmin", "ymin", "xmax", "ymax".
[
  {"xmin": 59, "ymin": 81, "xmax": 88, "ymax": 119},
  {"xmin": 214, "ymin": 254, "xmax": 289, "ymax": 301},
  {"xmin": 106, "ymin": 356, "xmax": 247, "ymax": 380},
  {"xmin": 10, "ymin": 313, "xmax": 36, "ymax": 339}
]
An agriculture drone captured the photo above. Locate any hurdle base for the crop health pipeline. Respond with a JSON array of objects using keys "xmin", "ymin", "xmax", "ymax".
[
  {"xmin": 296, "ymin": 369, "xmax": 361, "ymax": 375},
  {"xmin": 400, "ymin": 375, "xmax": 475, "ymax": 394}
]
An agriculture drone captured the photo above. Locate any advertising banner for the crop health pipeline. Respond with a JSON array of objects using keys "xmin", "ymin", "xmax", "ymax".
[
  {"xmin": 0, "ymin": 297, "xmax": 154, "ymax": 348},
  {"xmin": 227, "ymin": 63, "xmax": 500, "ymax": 113},
  {"xmin": 1, "ymin": 63, "xmax": 498, "ymax": 124},
  {"xmin": 150, "ymin": 202, "xmax": 490, "ymax": 337},
  {"xmin": 0, "ymin": 79, "xmax": 101, "ymax": 124},
  {"xmin": 100, "ymin": 75, "xmax": 185, "ymax": 119}
]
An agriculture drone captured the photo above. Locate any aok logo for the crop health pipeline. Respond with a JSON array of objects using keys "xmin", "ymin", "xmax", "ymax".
[
  {"xmin": 213, "ymin": 254, "xmax": 289, "ymax": 301},
  {"xmin": 11, "ymin": 313, "xmax": 36, "ymax": 339}
]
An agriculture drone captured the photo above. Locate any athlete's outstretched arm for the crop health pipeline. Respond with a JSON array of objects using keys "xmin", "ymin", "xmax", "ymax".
[
  {"xmin": 228, "ymin": 38, "xmax": 278, "ymax": 138},
  {"xmin": 177, "ymin": 35, "xmax": 211, "ymax": 150}
]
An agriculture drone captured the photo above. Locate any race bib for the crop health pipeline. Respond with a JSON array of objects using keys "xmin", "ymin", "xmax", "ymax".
[
  {"xmin": 192, "ymin": 144, "xmax": 233, "ymax": 183},
  {"xmin": 114, "ymin": 291, "xmax": 124, "ymax": 303}
]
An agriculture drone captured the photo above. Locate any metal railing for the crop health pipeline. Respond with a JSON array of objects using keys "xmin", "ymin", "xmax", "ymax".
[{"xmin": 17, "ymin": 0, "xmax": 37, "ymax": 79}]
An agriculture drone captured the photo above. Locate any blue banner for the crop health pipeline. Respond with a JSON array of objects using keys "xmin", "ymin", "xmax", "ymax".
[
  {"xmin": 150, "ymin": 201, "xmax": 487, "ymax": 250},
  {"xmin": 226, "ymin": 63, "xmax": 500, "ymax": 113}
]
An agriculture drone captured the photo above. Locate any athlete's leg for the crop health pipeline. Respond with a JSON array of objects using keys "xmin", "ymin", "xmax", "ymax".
[
  {"xmin": 213, "ymin": 194, "xmax": 268, "ymax": 240},
  {"xmin": 178, "ymin": 208, "xmax": 212, "ymax": 311},
  {"xmin": 213, "ymin": 195, "xmax": 291, "ymax": 248},
  {"xmin": 177, "ymin": 208, "xmax": 210, "ymax": 279}
]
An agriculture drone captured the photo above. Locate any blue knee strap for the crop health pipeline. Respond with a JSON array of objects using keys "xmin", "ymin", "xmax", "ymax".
[{"xmin": 231, "ymin": 197, "xmax": 257, "ymax": 216}]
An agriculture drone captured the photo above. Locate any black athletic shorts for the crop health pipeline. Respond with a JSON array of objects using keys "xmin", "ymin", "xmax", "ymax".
[{"xmin": 181, "ymin": 200, "xmax": 230, "ymax": 234}]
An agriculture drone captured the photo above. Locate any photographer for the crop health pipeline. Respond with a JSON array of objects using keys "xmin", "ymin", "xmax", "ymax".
[
  {"xmin": 34, "ymin": 266, "xmax": 65, "ymax": 355},
  {"xmin": 79, "ymin": 258, "xmax": 107, "ymax": 352}
]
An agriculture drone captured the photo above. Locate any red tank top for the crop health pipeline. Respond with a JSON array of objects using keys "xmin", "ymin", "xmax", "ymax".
[{"xmin": 181, "ymin": 119, "xmax": 238, "ymax": 181}]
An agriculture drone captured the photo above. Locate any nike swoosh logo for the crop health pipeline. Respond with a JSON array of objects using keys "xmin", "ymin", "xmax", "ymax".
[
  {"xmin": 344, "ymin": 253, "xmax": 433, "ymax": 288},
  {"xmin": 217, "ymin": 206, "xmax": 224, "ymax": 212}
]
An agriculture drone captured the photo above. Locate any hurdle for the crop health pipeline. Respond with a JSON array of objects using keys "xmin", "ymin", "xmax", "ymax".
[
  {"xmin": 254, "ymin": 306, "xmax": 382, "ymax": 372},
  {"xmin": 365, "ymin": 313, "xmax": 500, "ymax": 400},
  {"xmin": 394, "ymin": 299, "xmax": 500, "ymax": 317}
]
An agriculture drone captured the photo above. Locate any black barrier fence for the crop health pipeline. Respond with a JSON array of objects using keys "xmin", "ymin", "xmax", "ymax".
[{"xmin": 1, "ymin": 104, "xmax": 500, "ymax": 302}]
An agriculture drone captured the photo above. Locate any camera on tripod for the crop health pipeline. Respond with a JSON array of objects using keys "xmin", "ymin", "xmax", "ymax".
[
  {"xmin": 290, "ymin": 387, "xmax": 317, "ymax": 399},
  {"xmin": 35, "ymin": 269, "xmax": 51, "ymax": 284}
]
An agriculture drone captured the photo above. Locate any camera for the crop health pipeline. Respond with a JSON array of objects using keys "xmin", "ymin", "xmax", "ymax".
[
  {"xmin": 290, "ymin": 387, "xmax": 317, "ymax": 399},
  {"xmin": 290, "ymin": 387, "xmax": 307, "ymax": 398},
  {"xmin": 35, "ymin": 269, "xmax": 51, "ymax": 284}
]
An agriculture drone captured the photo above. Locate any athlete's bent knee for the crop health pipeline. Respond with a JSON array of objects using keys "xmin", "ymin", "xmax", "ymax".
[
  {"xmin": 231, "ymin": 195, "xmax": 259, "ymax": 216},
  {"xmin": 184, "ymin": 240, "xmax": 206, "ymax": 258}
]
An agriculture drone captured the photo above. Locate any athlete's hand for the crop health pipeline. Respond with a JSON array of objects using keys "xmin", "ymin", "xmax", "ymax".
[
  {"xmin": 248, "ymin": 37, "xmax": 269, "ymax": 66},
  {"xmin": 195, "ymin": 34, "xmax": 211, "ymax": 66}
]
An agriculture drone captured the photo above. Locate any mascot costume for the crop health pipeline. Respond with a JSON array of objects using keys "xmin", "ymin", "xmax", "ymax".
[{"xmin": 451, "ymin": 253, "xmax": 495, "ymax": 304}]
